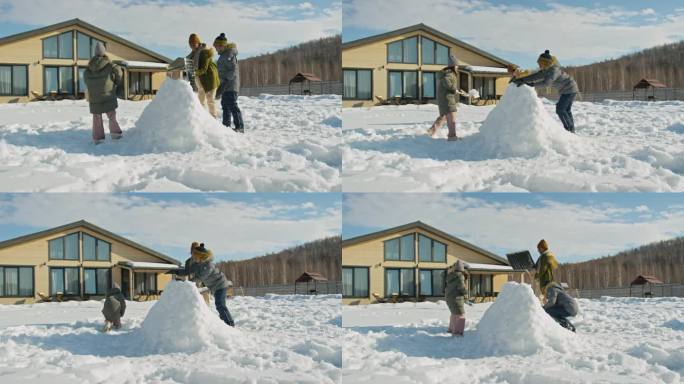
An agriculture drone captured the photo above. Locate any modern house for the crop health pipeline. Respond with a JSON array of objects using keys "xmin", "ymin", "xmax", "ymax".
[
  {"xmin": 0, "ymin": 220, "xmax": 181, "ymax": 304},
  {"xmin": 0, "ymin": 18, "xmax": 171, "ymax": 103},
  {"xmin": 342, "ymin": 23, "xmax": 514, "ymax": 107},
  {"xmin": 342, "ymin": 221, "xmax": 515, "ymax": 305}
]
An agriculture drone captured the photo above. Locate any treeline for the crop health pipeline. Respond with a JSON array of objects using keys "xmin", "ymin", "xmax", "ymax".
[
  {"xmin": 215, "ymin": 236, "xmax": 341, "ymax": 287},
  {"xmin": 563, "ymin": 41, "xmax": 684, "ymax": 92},
  {"xmin": 556, "ymin": 237, "xmax": 684, "ymax": 290},
  {"xmin": 239, "ymin": 35, "xmax": 341, "ymax": 87}
]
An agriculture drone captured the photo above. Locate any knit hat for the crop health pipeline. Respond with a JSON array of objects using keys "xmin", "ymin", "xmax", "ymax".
[
  {"xmin": 189, "ymin": 33, "xmax": 201, "ymax": 46},
  {"xmin": 448, "ymin": 53, "xmax": 458, "ymax": 67},
  {"xmin": 191, "ymin": 242, "xmax": 213, "ymax": 261},
  {"xmin": 537, "ymin": 239, "xmax": 549, "ymax": 253},
  {"xmin": 455, "ymin": 260, "xmax": 465, "ymax": 272},
  {"xmin": 94, "ymin": 41, "xmax": 106, "ymax": 56},
  {"xmin": 214, "ymin": 33, "xmax": 228, "ymax": 47},
  {"xmin": 537, "ymin": 50, "xmax": 553, "ymax": 66}
]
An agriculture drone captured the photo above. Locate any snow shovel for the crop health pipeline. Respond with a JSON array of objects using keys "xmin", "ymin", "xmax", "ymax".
[{"xmin": 507, "ymin": 250, "xmax": 543, "ymax": 301}]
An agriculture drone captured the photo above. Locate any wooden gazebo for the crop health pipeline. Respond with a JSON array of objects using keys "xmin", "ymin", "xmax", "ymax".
[
  {"xmin": 629, "ymin": 275, "xmax": 664, "ymax": 297},
  {"xmin": 288, "ymin": 72, "xmax": 322, "ymax": 95},
  {"xmin": 294, "ymin": 272, "xmax": 328, "ymax": 295},
  {"xmin": 632, "ymin": 78, "xmax": 667, "ymax": 101}
]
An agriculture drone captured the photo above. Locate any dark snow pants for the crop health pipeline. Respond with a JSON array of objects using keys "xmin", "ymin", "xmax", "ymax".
[
  {"xmin": 556, "ymin": 93, "xmax": 576, "ymax": 132},
  {"xmin": 221, "ymin": 91, "xmax": 244, "ymax": 130},
  {"xmin": 545, "ymin": 304, "xmax": 573, "ymax": 320},
  {"xmin": 214, "ymin": 288, "xmax": 235, "ymax": 326}
]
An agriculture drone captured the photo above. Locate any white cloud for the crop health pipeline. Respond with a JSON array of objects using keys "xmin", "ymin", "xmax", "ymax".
[
  {"xmin": 0, "ymin": 0, "xmax": 341, "ymax": 58},
  {"xmin": 343, "ymin": 194, "xmax": 684, "ymax": 263},
  {"xmin": 0, "ymin": 194, "xmax": 341, "ymax": 261},
  {"xmin": 641, "ymin": 8, "xmax": 656, "ymax": 15},
  {"xmin": 635, "ymin": 205, "xmax": 650, "ymax": 212},
  {"xmin": 343, "ymin": 0, "xmax": 684, "ymax": 65}
]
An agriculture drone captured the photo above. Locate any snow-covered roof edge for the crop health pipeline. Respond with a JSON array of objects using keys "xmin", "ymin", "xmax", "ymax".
[
  {"xmin": 119, "ymin": 261, "xmax": 179, "ymax": 270},
  {"xmin": 462, "ymin": 65, "xmax": 509, "ymax": 74},
  {"xmin": 465, "ymin": 262, "xmax": 514, "ymax": 272},
  {"xmin": 120, "ymin": 61, "xmax": 169, "ymax": 70}
]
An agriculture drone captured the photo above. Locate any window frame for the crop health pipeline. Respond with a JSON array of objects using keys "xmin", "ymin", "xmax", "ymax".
[
  {"xmin": 0, "ymin": 265, "xmax": 35, "ymax": 298},
  {"xmin": 384, "ymin": 267, "xmax": 415, "ymax": 297},
  {"xmin": 386, "ymin": 36, "xmax": 419, "ymax": 64},
  {"xmin": 43, "ymin": 65, "xmax": 75, "ymax": 96},
  {"xmin": 473, "ymin": 76, "xmax": 497, "ymax": 99},
  {"xmin": 469, "ymin": 273, "xmax": 493, "ymax": 297},
  {"xmin": 421, "ymin": 36, "xmax": 450, "ymax": 65},
  {"xmin": 383, "ymin": 233, "xmax": 415, "ymax": 262},
  {"xmin": 421, "ymin": 71, "xmax": 437, "ymax": 100},
  {"xmin": 419, "ymin": 268, "xmax": 446, "ymax": 297},
  {"xmin": 81, "ymin": 232, "xmax": 111, "ymax": 262},
  {"xmin": 42, "ymin": 31, "xmax": 74, "ymax": 59},
  {"xmin": 342, "ymin": 68, "xmax": 373, "ymax": 101},
  {"xmin": 48, "ymin": 266, "xmax": 81, "ymax": 296},
  {"xmin": 0, "ymin": 64, "xmax": 29, "ymax": 96},
  {"xmin": 129, "ymin": 71, "xmax": 152, "ymax": 95},
  {"xmin": 83, "ymin": 267, "xmax": 112, "ymax": 295},
  {"xmin": 48, "ymin": 232, "xmax": 80, "ymax": 260},
  {"xmin": 342, "ymin": 266, "xmax": 370, "ymax": 298},
  {"xmin": 134, "ymin": 272, "xmax": 158, "ymax": 295},
  {"xmin": 387, "ymin": 70, "xmax": 419, "ymax": 100},
  {"xmin": 77, "ymin": 66, "xmax": 87, "ymax": 95},
  {"xmin": 417, "ymin": 234, "xmax": 447, "ymax": 263}
]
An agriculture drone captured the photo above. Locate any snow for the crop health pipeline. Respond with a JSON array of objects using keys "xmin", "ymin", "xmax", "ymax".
[
  {"xmin": 463, "ymin": 65, "xmax": 509, "ymax": 74},
  {"xmin": 119, "ymin": 61, "xmax": 169, "ymax": 69},
  {"xmin": 119, "ymin": 261, "xmax": 179, "ymax": 269},
  {"xmin": 342, "ymin": 87, "xmax": 684, "ymax": 192},
  {"xmin": 343, "ymin": 288, "xmax": 684, "ymax": 383},
  {"xmin": 0, "ymin": 81, "xmax": 341, "ymax": 192},
  {"xmin": 0, "ymin": 289, "xmax": 341, "ymax": 383},
  {"xmin": 465, "ymin": 262, "xmax": 513, "ymax": 271}
]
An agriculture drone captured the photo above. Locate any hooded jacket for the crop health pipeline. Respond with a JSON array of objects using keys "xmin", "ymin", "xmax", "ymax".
[
  {"xmin": 102, "ymin": 285, "xmax": 126, "ymax": 322},
  {"xmin": 175, "ymin": 250, "xmax": 232, "ymax": 292},
  {"xmin": 520, "ymin": 57, "xmax": 579, "ymax": 95},
  {"xmin": 535, "ymin": 250, "xmax": 559, "ymax": 290},
  {"xmin": 217, "ymin": 45, "xmax": 240, "ymax": 93},
  {"xmin": 445, "ymin": 263, "xmax": 467, "ymax": 315},
  {"xmin": 84, "ymin": 55, "xmax": 122, "ymax": 114},
  {"xmin": 189, "ymin": 43, "xmax": 219, "ymax": 92},
  {"xmin": 437, "ymin": 68, "xmax": 459, "ymax": 115},
  {"xmin": 544, "ymin": 282, "xmax": 579, "ymax": 316}
]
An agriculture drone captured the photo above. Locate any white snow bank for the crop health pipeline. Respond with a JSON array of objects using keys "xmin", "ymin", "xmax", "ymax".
[
  {"xmin": 139, "ymin": 280, "xmax": 239, "ymax": 353},
  {"xmin": 475, "ymin": 282, "xmax": 575, "ymax": 355},
  {"xmin": 127, "ymin": 79, "xmax": 243, "ymax": 153},
  {"xmin": 468, "ymin": 84, "xmax": 577, "ymax": 158}
]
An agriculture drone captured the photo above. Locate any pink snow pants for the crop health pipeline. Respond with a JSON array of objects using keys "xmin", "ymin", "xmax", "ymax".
[{"xmin": 92, "ymin": 110, "xmax": 122, "ymax": 141}]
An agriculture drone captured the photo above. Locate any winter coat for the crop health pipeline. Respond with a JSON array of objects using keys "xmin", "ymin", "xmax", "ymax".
[
  {"xmin": 102, "ymin": 286, "xmax": 126, "ymax": 322},
  {"xmin": 188, "ymin": 44, "xmax": 219, "ymax": 92},
  {"xmin": 437, "ymin": 68, "xmax": 459, "ymax": 115},
  {"xmin": 521, "ymin": 60, "xmax": 579, "ymax": 95},
  {"xmin": 175, "ymin": 254, "xmax": 231, "ymax": 293},
  {"xmin": 84, "ymin": 55, "xmax": 123, "ymax": 114},
  {"xmin": 445, "ymin": 268, "xmax": 467, "ymax": 315},
  {"xmin": 544, "ymin": 282, "xmax": 578, "ymax": 316},
  {"xmin": 217, "ymin": 45, "xmax": 240, "ymax": 93},
  {"xmin": 535, "ymin": 250, "xmax": 558, "ymax": 290}
]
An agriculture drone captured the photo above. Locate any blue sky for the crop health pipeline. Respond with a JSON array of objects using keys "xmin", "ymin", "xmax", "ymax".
[
  {"xmin": 0, "ymin": 0, "xmax": 341, "ymax": 59},
  {"xmin": 343, "ymin": 0, "xmax": 684, "ymax": 68},
  {"xmin": 0, "ymin": 193, "xmax": 341, "ymax": 262},
  {"xmin": 343, "ymin": 193, "xmax": 684, "ymax": 264}
]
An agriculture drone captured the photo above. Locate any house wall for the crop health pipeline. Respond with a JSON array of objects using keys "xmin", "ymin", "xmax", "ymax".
[
  {"xmin": 0, "ymin": 24, "xmax": 167, "ymax": 103},
  {"xmin": 342, "ymin": 29, "xmax": 510, "ymax": 107},
  {"xmin": 342, "ymin": 226, "xmax": 510, "ymax": 305},
  {"xmin": 0, "ymin": 225, "xmax": 176, "ymax": 304}
]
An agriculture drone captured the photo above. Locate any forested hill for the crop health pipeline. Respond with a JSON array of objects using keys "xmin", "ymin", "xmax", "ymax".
[
  {"xmin": 556, "ymin": 237, "xmax": 684, "ymax": 290},
  {"xmin": 238, "ymin": 35, "xmax": 341, "ymax": 87},
  {"xmin": 215, "ymin": 236, "xmax": 341, "ymax": 287},
  {"xmin": 562, "ymin": 41, "xmax": 684, "ymax": 92}
]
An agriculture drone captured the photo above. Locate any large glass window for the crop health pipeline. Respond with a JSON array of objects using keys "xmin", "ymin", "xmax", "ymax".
[
  {"xmin": 82, "ymin": 233, "xmax": 111, "ymax": 261},
  {"xmin": 422, "ymin": 72, "xmax": 436, "ymax": 99},
  {"xmin": 403, "ymin": 71, "xmax": 417, "ymax": 99},
  {"xmin": 436, "ymin": 44, "xmax": 449, "ymax": 65},
  {"xmin": 419, "ymin": 269, "xmax": 445, "ymax": 296},
  {"xmin": 343, "ymin": 69, "xmax": 372, "ymax": 100},
  {"xmin": 384, "ymin": 234, "xmax": 415, "ymax": 261},
  {"xmin": 59, "ymin": 67, "xmax": 74, "ymax": 94},
  {"xmin": 418, "ymin": 234, "xmax": 447, "ymax": 262},
  {"xmin": 473, "ymin": 76, "xmax": 496, "ymax": 99},
  {"xmin": 0, "ymin": 65, "xmax": 28, "ymax": 96},
  {"xmin": 421, "ymin": 37, "xmax": 449, "ymax": 65},
  {"xmin": 135, "ymin": 272, "xmax": 157, "ymax": 295},
  {"xmin": 0, "ymin": 266, "xmax": 34, "ymax": 297},
  {"xmin": 97, "ymin": 240, "xmax": 111, "ymax": 261},
  {"xmin": 385, "ymin": 268, "xmax": 415, "ymax": 297},
  {"xmin": 342, "ymin": 267, "xmax": 369, "ymax": 298},
  {"xmin": 48, "ymin": 232, "xmax": 79, "ymax": 260},
  {"xmin": 388, "ymin": 71, "xmax": 418, "ymax": 99},
  {"xmin": 384, "ymin": 238, "xmax": 400, "ymax": 260},
  {"xmin": 43, "ymin": 35, "xmax": 58, "ymax": 58},
  {"xmin": 43, "ymin": 32, "xmax": 73, "ymax": 59},
  {"xmin": 77, "ymin": 32, "xmax": 91, "ymax": 59},
  {"xmin": 44, "ymin": 66, "xmax": 74, "ymax": 95},
  {"xmin": 84, "ymin": 268, "xmax": 111, "ymax": 295},
  {"xmin": 50, "ymin": 267, "xmax": 80, "ymax": 296},
  {"xmin": 469, "ymin": 274, "xmax": 493, "ymax": 297},
  {"xmin": 403, "ymin": 37, "xmax": 418, "ymax": 64},
  {"xmin": 389, "ymin": 71, "xmax": 402, "ymax": 98},
  {"xmin": 387, "ymin": 40, "xmax": 402, "ymax": 63},
  {"xmin": 77, "ymin": 67, "xmax": 86, "ymax": 94},
  {"xmin": 129, "ymin": 72, "xmax": 152, "ymax": 95},
  {"xmin": 387, "ymin": 37, "xmax": 418, "ymax": 64}
]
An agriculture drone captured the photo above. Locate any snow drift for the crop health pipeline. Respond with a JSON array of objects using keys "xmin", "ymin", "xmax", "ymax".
[
  {"xmin": 467, "ymin": 84, "xmax": 577, "ymax": 159},
  {"xmin": 127, "ymin": 79, "xmax": 242, "ymax": 153},
  {"xmin": 138, "ymin": 280, "xmax": 240, "ymax": 353},
  {"xmin": 474, "ymin": 282, "xmax": 575, "ymax": 355}
]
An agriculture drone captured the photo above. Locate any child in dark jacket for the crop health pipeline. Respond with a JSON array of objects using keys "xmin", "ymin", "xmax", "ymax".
[{"xmin": 102, "ymin": 283, "xmax": 126, "ymax": 332}]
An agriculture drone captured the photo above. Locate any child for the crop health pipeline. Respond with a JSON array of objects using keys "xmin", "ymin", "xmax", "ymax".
[
  {"xmin": 84, "ymin": 42, "xmax": 123, "ymax": 145},
  {"xmin": 214, "ymin": 33, "xmax": 244, "ymax": 133},
  {"xmin": 445, "ymin": 260, "xmax": 468, "ymax": 336},
  {"xmin": 428, "ymin": 54, "xmax": 460, "ymax": 141},
  {"xmin": 512, "ymin": 50, "xmax": 579, "ymax": 133},
  {"xmin": 535, "ymin": 239, "xmax": 558, "ymax": 296},
  {"xmin": 187, "ymin": 33, "xmax": 220, "ymax": 118},
  {"xmin": 543, "ymin": 282, "xmax": 578, "ymax": 332},
  {"xmin": 102, "ymin": 283, "xmax": 126, "ymax": 332}
]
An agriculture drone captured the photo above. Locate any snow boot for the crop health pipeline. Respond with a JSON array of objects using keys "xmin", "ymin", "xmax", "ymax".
[
  {"xmin": 111, "ymin": 133, "xmax": 122, "ymax": 140},
  {"xmin": 556, "ymin": 317, "xmax": 576, "ymax": 332},
  {"xmin": 102, "ymin": 321, "xmax": 113, "ymax": 333},
  {"xmin": 93, "ymin": 139, "xmax": 104, "ymax": 145},
  {"xmin": 449, "ymin": 315, "xmax": 465, "ymax": 336},
  {"xmin": 233, "ymin": 127, "xmax": 244, "ymax": 134}
]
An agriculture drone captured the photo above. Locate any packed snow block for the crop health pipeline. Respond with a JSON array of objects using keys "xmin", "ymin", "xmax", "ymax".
[
  {"xmin": 469, "ymin": 84, "xmax": 577, "ymax": 159},
  {"xmin": 139, "ymin": 280, "xmax": 239, "ymax": 353},
  {"xmin": 128, "ymin": 79, "xmax": 242, "ymax": 153},
  {"xmin": 475, "ymin": 282, "xmax": 575, "ymax": 356}
]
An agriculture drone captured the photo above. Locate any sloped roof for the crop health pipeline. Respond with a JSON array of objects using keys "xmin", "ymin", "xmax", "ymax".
[
  {"xmin": 295, "ymin": 272, "xmax": 328, "ymax": 282},
  {"xmin": 633, "ymin": 78, "xmax": 667, "ymax": 89},
  {"xmin": 0, "ymin": 220, "xmax": 181, "ymax": 265},
  {"xmin": 630, "ymin": 275, "xmax": 664, "ymax": 286},
  {"xmin": 342, "ymin": 23, "xmax": 513, "ymax": 67},
  {"xmin": 342, "ymin": 221, "xmax": 509, "ymax": 265},
  {"xmin": 0, "ymin": 18, "xmax": 171, "ymax": 63}
]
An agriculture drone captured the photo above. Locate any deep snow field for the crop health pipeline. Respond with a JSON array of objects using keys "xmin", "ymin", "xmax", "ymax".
[
  {"xmin": 342, "ymin": 283, "xmax": 684, "ymax": 384},
  {"xmin": 0, "ymin": 79, "xmax": 341, "ymax": 192},
  {"xmin": 0, "ymin": 281, "xmax": 342, "ymax": 383},
  {"xmin": 342, "ymin": 85, "xmax": 684, "ymax": 192}
]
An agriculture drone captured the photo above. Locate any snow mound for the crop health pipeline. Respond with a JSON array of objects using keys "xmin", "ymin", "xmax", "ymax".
[
  {"xmin": 138, "ymin": 280, "xmax": 240, "ymax": 353},
  {"xmin": 468, "ymin": 84, "xmax": 577, "ymax": 158},
  {"xmin": 475, "ymin": 282, "xmax": 575, "ymax": 355},
  {"xmin": 128, "ymin": 79, "xmax": 242, "ymax": 153}
]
